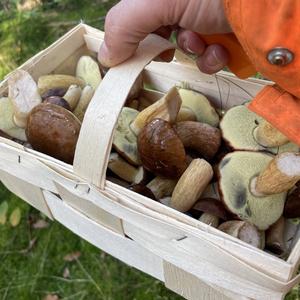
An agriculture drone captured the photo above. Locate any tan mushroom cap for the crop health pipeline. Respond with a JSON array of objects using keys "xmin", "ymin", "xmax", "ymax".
[
  {"xmin": 218, "ymin": 151, "xmax": 286, "ymax": 230},
  {"xmin": 113, "ymin": 107, "xmax": 140, "ymax": 165},
  {"xmin": 220, "ymin": 105, "xmax": 299, "ymax": 154},
  {"xmin": 178, "ymin": 88, "xmax": 219, "ymax": 127}
]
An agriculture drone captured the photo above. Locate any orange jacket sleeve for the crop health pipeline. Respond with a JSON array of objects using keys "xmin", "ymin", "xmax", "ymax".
[{"xmin": 223, "ymin": 0, "xmax": 300, "ymax": 146}]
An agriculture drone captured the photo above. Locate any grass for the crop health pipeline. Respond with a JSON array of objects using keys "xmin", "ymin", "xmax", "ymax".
[{"xmin": 0, "ymin": 0, "xmax": 299, "ymax": 299}]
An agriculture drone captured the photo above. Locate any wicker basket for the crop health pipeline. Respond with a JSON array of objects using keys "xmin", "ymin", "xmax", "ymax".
[{"xmin": 1, "ymin": 24, "xmax": 300, "ymax": 300}]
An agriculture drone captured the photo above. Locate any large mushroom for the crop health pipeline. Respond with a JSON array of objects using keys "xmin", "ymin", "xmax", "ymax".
[
  {"xmin": 220, "ymin": 104, "xmax": 298, "ymax": 154},
  {"xmin": 26, "ymin": 103, "xmax": 81, "ymax": 164},
  {"xmin": 138, "ymin": 118, "xmax": 188, "ymax": 178},
  {"xmin": 218, "ymin": 151, "xmax": 300, "ymax": 230}
]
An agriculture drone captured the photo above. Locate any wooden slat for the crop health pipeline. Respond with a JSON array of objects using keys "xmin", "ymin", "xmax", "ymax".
[
  {"xmin": 44, "ymin": 190, "xmax": 164, "ymax": 281},
  {"xmin": 0, "ymin": 169, "xmax": 53, "ymax": 219}
]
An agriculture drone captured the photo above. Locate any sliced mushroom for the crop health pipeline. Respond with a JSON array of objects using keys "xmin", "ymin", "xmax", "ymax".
[
  {"xmin": 73, "ymin": 85, "xmax": 95, "ymax": 121},
  {"xmin": 108, "ymin": 153, "xmax": 145, "ymax": 184},
  {"xmin": 63, "ymin": 85, "xmax": 82, "ymax": 111},
  {"xmin": 130, "ymin": 87, "xmax": 182, "ymax": 135},
  {"xmin": 251, "ymin": 152, "xmax": 300, "ymax": 196},
  {"xmin": 171, "ymin": 159, "xmax": 213, "ymax": 212},
  {"xmin": 218, "ymin": 151, "xmax": 286, "ymax": 230},
  {"xmin": 284, "ymin": 186, "xmax": 300, "ymax": 218},
  {"xmin": 138, "ymin": 119, "xmax": 187, "ymax": 178},
  {"xmin": 26, "ymin": 103, "xmax": 81, "ymax": 164},
  {"xmin": 178, "ymin": 88, "xmax": 219, "ymax": 127},
  {"xmin": 76, "ymin": 56, "xmax": 102, "ymax": 90},
  {"xmin": 0, "ymin": 97, "xmax": 27, "ymax": 141},
  {"xmin": 38, "ymin": 74, "xmax": 85, "ymax": 95},
  {"xmin": 265, "ymin": 216, "xmax": 286, "ymax": 256},
  {"xmin": 113, "ymin": 107, "xmax": 140, "ymax": 165},
  {"xmin": 8, "ymin": 70, "xmax": 42, "ymax": 128},
  {"xmin": 220, "ymin": 105, "xmax": 298, "ymax": 154},
  {"xmin": 253, "ymin": 120, "xmax": 289, "ymax": 147},
  {"xmin": 174, "ymin": 121, "xmax": 221, "ymax": 160},
  {"xmin": 146, "ymin": 176, "xmax": 177, "ymax": 200},
  {"xmin": 43, "ymin": 96, "xmax": 71, "ymax": 111},
  {"xmin": 219, "ymin": 221, "xmax": 265, "ymax": 249}
]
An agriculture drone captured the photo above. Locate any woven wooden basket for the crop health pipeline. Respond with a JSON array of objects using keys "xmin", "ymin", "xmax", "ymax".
[{"xmin": 1, "ymin": 24, "xmax": 300, "ymax": 300}]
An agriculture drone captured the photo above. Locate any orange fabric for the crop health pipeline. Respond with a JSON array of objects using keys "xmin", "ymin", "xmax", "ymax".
[{"xmin": 223, "ymin": 0, "xmax": 300, "ymax": 146}]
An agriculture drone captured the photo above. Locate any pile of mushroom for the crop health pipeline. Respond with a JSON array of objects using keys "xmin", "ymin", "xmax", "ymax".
[{"xmin": 3, "ymin": 53, "xmax": 300, "ymax": 258}]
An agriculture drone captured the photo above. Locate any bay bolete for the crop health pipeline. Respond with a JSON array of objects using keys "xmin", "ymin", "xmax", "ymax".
[
  {"xmin": 218, "ymin": 151, "xmax": 286, "ymax": 230},
  {"xmin": 43, "ymin": 96, "xmax": 71, "ymax": 111},
  {"xmin": 146, "ymin": 176, "xmax": 177, "ymax": 200},
  {"xmin": 73, "ymin": 85, "xmax": 95, "ymax": 121},
  {"xmin": 138, "ymin": 119, "xmax": 187, "ymax": 178},
  {"xmin": 178, "ymin": 88, "xmax": 220, "ymax": 127},
  {"xmin": 219, "ymin": 221, "xmax": 265, "ymax": 249},
  {"xmin": 220, "ymin": 105, "xmax": 298, "ymax": 154},
  {"xmin": 62, "ymin": 85, "xmax": 82, "ymax": 111},
  {"xmin": 26, "ymin": 103, "xmax": 81, "ymax": 164},
  {"xmin": 174, "ymin": 121, "xmax": 221, "ymax": 160}
]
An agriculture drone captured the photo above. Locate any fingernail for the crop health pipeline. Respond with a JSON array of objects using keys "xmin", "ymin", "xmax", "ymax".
[
  {"xmin": 184, "ymin": 41, "xmax": 196, "ymax": 55},
  {"xmin": 206, "ymin": 48, "xmax": 223, "ymax": 67},
  {"xmin": 98, "ymin": 42, "xmax": 111, "ymax": 67}
]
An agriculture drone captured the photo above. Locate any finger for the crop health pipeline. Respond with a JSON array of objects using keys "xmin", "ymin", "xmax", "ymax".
[
  {"xmin": 196, "ymin": 44, "xmax": 229, "ymax": 74},
  {"xmin": 177, "ymin": 29, "xmax": 206, "ymax": 55}
]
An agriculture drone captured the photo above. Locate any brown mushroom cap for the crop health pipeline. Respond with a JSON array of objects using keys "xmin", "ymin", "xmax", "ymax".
[
  {"xmin": 174, "ymin": 121, "xmax": 221, "ymax": 160},
  {"xmin": 137, "ymin": 119, "xmax": 187, "ymax": 178},
  {"xmin": 41, "ymin": 88, "xmax": 68, "ymax": 100},
  {"xmin": 43, "ymin": 96, "xmax": 71, "ymax": 111},
  {"xmin": 190, "ymin": 198, "xmax": 230, "ymax": 220},
  {"xmin": 26, "ymin": 103, "xmax": 81, "ymax": 164}
]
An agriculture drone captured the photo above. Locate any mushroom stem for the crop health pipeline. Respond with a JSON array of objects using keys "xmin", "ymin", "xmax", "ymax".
[
  {"xmin": 251, "ymin": 152, "xmax": 300, "ymax": 196},
  {"xmin": 266, "ymin": 216, "xmax": 286, "ymax": 256},
  {"xmin": 130, "ymin": 86, "xmax": 182, "ymax": 135},
  {"xmin": 254, "ymin": 120, "xmax": 289, "ymax": 147},
  {"xmin": 199, "ymin": 213, "xmax": 219, "ymax": 227},
  {"xmin": 171, "ymin": 159, "xmax": 213, "ymax": 212}
]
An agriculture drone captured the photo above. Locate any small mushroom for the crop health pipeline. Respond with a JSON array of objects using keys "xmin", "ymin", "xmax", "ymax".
[
  {"xmin": 113, "ymin": 107, "xmax": 140, "ymax": 165},
  {"xmin": 76, "ymin": 56, "xmax": 102, "ymax": 90},
  {"xmin": 73, "ymin": 85, "xmax": 95, "ymax": 121},
  {"xmin": 220, "ymin": 105, "xmax": 298, "ymax": 154},
  {"xmin": 138, "ymin": 119, "xmax": 188, "ymax": 178},
  {"xmin": 62, "ymin": 85, "xmax": 82, "ymax": 111},
  {"xmin": 190, "ymin": 198, "xmax": 230, "ymax": 227},
  {"xmin": 38, "ymin": 74, "xmax": 85, "ymax": 96},
  {"xmin": 218, "ymin": 151, "xmax": 286, "ymax": 230},
  {"xmin": 265, "ymin": 216, "xmax": 286, "ymax": 256},
  {"xmin": 174, "ymin": 121, "xmax": 221, "ymax": 160},
  {"xmin": 284, "ymin": 186, "xmax": 300, "ymax": 218},
  {"xmin": 128, "ymin": 184, "xmax": 156, "ymax": 200},
  {"xmin": 43, "ymin": 96, "xmax": 71, "ymax": 111},
  {"xmin": 26, "ymin": 103, "xmax": 81, "ymax": 164},
  {"xmin": 41, "ymin": 87, "xmax": 68, "ymax": 100},
  {"xmin": 0, "ymin": 97, "xmax": 27, "ymax": 141},
  {"xmin": 253, "ymin": 120, "xmax": 289, "ymax": 147},
  {"xmin": 146, "ymin": 176, "xmax": 177, "ymax": 200},
  {"xmin": 130, "ymin": 87, "xmax": 182, "ymax": 136},
  {"xmin": 218, "ymin": 221, "xmax": 265, "ymax": 249},
  {"xmin": 178, "ymin": 88, "xmax": 219, "ymax": 127},
  {"xmin": 171, "ymin": 159, "xmax": 213, "ymax": 212},
  {"xmin": 8, "ymin": 69, "xmax": 42, "ymax": 128},
  {"xmin": 108, "ymin": 153, "xmax": 145, "ymax": 184}
]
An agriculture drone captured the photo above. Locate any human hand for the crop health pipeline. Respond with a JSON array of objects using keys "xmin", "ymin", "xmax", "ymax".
[{"xmin": 98, "ymin": 0, "xmax": 232, "ymax": 74}]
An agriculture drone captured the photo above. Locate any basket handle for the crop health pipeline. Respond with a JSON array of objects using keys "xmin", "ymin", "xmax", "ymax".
[{"xmin": 73, "ymin": 34, "xmax": 175, "ymax": 189}]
